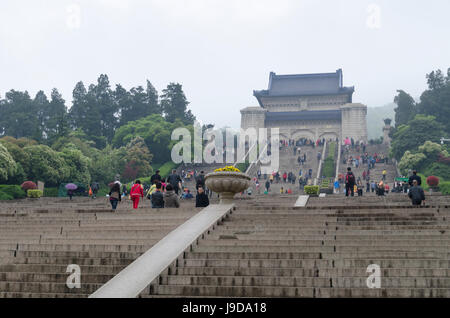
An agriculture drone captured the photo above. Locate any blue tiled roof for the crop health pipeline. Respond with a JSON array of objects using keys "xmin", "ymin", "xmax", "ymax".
[
  {"xmin": 254, "ymin": 69, "xmax": 354, "ymax": 106},
  {"xmin": 265, "ymin": 110, "xmax": 342, "ymax": 122}
]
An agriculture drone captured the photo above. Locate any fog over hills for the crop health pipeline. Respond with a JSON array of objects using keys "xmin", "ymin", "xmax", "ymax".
[{"xmin": 367, "ymin": 103, "xmax": 396, "ymax": 140}]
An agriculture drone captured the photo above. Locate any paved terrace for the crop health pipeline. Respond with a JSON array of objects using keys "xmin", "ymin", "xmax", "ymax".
[
  {"xmin": 1, "ymin": 193, "xmax": 450, "ymax": 298},
  {"xmin": 0, "ymin": 197, "xmax": 209, "ymax": 298}
]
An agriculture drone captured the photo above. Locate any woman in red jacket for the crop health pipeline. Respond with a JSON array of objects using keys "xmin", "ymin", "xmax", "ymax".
[{"xmin": 130, "ymin": 180, "xmax": 144, "ymax": 209}]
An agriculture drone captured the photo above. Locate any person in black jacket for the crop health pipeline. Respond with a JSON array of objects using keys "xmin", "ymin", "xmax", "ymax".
[
  {"xmin": 408, "ymin": 180, "xmax": 425, "ymax": 206},
  {"xmin": 167, "ymin": 170, "xmax": 182, "ymax": 195},
  {"xmin": 196, "ymin": 186, "xmax": 209, "ymax": 208},
  {"xmin": 345, "ymin": 167, "xmax": 356, "ymax": 197},
  {"xmin": 150, "ymin": 170, "xmax": 162, "ymax": 185},
  {"xmin": 195, "ymin": 171, "xmax": 206, "ymax": 190},
  {"xmin": 408, "ymin": 170, "xmax": 422, "ymax": 186},
  {"xmin": 151, "ymin": 182, "xmax": 164, "ymax": 209}
]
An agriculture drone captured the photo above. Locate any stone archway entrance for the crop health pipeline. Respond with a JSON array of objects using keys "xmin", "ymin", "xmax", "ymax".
[
  {"xmin": 291, "ymin": 129, "xmax": 315, "ymax": 142},
  {"xmin": 319, "ymin": 132, "xmax": 339, "ymax": 142}
]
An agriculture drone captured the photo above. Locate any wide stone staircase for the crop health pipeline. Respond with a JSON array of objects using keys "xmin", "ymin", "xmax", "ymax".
[
  {"xmin": 0, "ymin": 198, "xmax": 200, "ymax": 298},
  {"xmin": 338, "ymin": 144, "xmax": 397, "ymax": 187},
  {"xmin": 1, "ymin": 191, "xmax": 450, "ymax": 298},
  {"xmin": 144, "ymin": 193, "xmax": 450, "ymax": 297},
  {"xmin": 253, "ymin": 144, "xmax": 324, "ymax": 195}
]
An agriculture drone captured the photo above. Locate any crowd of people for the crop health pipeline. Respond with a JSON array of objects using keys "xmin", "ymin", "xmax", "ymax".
[
  {"xmin": 74, "ymin": 169, "xmax": 213, "ymax": 212},
  {"xmin": 340, "ymin": 167, "xmax": 426, "ymax": 206}
]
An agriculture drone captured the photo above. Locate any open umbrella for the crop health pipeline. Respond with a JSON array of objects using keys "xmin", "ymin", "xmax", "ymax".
[{"xmin": 65, "ymin": 183, "xmax": 78, "ymax": 190}]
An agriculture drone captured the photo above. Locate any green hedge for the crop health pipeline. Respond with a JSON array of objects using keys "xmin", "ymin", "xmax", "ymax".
[
  {"xmin": 27, "ymin": 190, "xmax": 43, "ymax": 198},
  {"xmin": 440, "ymin": 181, "xmax": 450, "ymax": 195},
  {"xmin": 43, "ymin": 187, "xmax": 58, "ymax": 197},
  {"xmin": 0, "ymin": 185, "xmax": 27, "ymax": 199},
  {"xmin": 236, "ymin": 162, "xmax": 250, "ymax": 173},
  {"xmin": 322, "ymin": 158, "xmax": 335, "ymax": 178},
  {"xmin": 304, "ymin": 185, "xmax": 320, "ymax": 195},
  {"xmin": 0, "ymin": 192, "xmax": 13, "ymax": 200}
]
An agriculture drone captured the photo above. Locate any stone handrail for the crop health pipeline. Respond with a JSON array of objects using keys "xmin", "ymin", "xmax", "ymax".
[{"xmin": 89, "ymin": 204, "xmax": 234, "ymax": 298}]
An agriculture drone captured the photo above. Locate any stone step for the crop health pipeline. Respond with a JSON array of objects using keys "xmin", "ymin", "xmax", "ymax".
[
  {"xmin": 184, "ymin": 251, "xmax": 450, "ymax": 260},
  {"xmin": 173, "ymin": 266, "xmax": 450, "ymax": 277},
  {"xmin": 192, "ymin": 245, "xmax": 450, "ymax": 253},
  {"xmin": 196, "ymin": 240, "xmax": 450, "ymax": 247},
  {"xmin": 0, "ymin": 292, "xmax": 89, "ymax": 298},
  {"xmin": 206, "ymin": 235, "xmax": 450, "ymax": 240},
  {"xmin": 160, "ymin": 275, "xmax": 450, "ymax": 288},
  {"xmin": 0, "ymin": 281, "xmax": 102, "ymax": 294},
  {"xmin": 179, "ymin": 258, "xmax": 450, "ymax": 268},
  {"xmin": 150, "ymin": 285, "xmax": 450, "ymax": 297},
  {"xmin": 0, "ymin": 264, "xmax": 126, "ymax": 274},
  {"xmin": 1, "ymin": 256, "xmax": 137, "ymax": 266},
  {"xmin": 3, "ymin": 250, "xmax": 143, "ymax": 259},
  {"xmin": 0, "ymin": 272, "xmax": 114, "ymax": 283},
  {"xmin": 0, "ymin": 243, "xmax": 152, "ymax": 252}
]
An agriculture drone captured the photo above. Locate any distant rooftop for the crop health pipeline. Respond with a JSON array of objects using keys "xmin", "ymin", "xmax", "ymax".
[{"xmin": 254, "ymin": 69, "xmax": 354, "ymax": 107}]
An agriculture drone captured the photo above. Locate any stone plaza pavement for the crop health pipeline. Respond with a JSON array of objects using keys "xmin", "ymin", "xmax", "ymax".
[{"xmin": 1, "ymin": 193, "xmax": 450, "ymax": 298}]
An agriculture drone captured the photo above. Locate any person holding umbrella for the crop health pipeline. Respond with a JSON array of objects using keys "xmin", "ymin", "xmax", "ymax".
[{"xmin": 65, "ymin": 183, "xmax": 77, "ymax": 200}]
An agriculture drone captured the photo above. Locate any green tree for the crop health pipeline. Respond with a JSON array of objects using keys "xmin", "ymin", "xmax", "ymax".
[
  {"xmin": 390, "ymin": 115, "xmax": 445, "ymax": 161},
  {"xmin": 161, "ymin": 83, "xmax": 195, "ymax": 124},
  {"xmin": 59, "ymin": 147, "xmax": 92, "ymax": 184},
  {"xmin": 0, "ymin": 90, "xmax": 38, "ymax": 139},
  {"xmin": 44, "ymin": 89, "xmax": 69, "ymax": 144},
  {"xmin": 33, "ymin": 90, "xmax": 49, "ymax": 142},
  {"xmin": 112, "ymin": 114, "xmax": 184, "ymax": 164},
  {"xmin": 123, "ymin": 136, "xmax": 153, "ymax": 181},
  {"xmin": 23, "ymin": 145, "xmax": 70, "ymax": 186},
  {"xmin": 0, "ymin": 143, "xmax": 17, "ymax": 183},
  {"xmin": 393, "ymin": 90, "xmax": 416, "ymax": 127},
  {"xmin": 417, "ymin": 68, "xmax": 450, "ymax": 135}
]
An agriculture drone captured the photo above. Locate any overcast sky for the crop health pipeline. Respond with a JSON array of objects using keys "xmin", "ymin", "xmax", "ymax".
[{"xmin": 1, "ymin": 0, "xmax": 449, "ymax": 128}]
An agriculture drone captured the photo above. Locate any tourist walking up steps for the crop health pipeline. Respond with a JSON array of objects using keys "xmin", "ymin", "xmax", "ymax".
[
  {"xmin": 196, "ymin": 186, "xmax": 210, "ymax": 208},
  {"xmin": 108, "ymin": 182, "xmax": 121, "ymax": 211},
  {"xmin": 408, "ymin": 180, "xmax": 426, "ymax": 206},
  {"xmin": 130, "ymin": 180, "xmax": 144, "ymax": 209},
  {"xmin": 265, "ymin": 180, "xmax": 270, "ymax": 193},
  {"xmin": 151, "ymin": 182, "xmax": 165, "ymax": 208},
  {"xmin": 345, "ymin": 167, "xmax": 356, "ymax": 197},
  {"xmin": 164, "ymin": 184, "xmax": 180, "ymax": 208},
  {"xmin": 408, "ymin": 170, "xmax": 422, "ymax": 186},
  {"xmin": 167, "ymin": 169, "xmax": 182, "ymax": 195}
]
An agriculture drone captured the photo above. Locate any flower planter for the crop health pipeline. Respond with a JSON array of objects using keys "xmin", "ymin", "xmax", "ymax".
[{"xmin": 205, "ymin": 171, "xmax": 251, "ymax": 204}]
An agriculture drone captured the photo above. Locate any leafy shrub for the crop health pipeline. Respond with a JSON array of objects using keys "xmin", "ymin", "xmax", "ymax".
[
  {"xmin": 426, "ymin": 176, "xmax": 439, "ymax": 187},
  {"xmin": 0, "ymin": 185, "xmax": 26, "ymax": 199},
  {"xmin": 0, "ymin": 192, "xmax": 13, "ymax": 200},
  {"xmin": 43, "ymin": 187, "xmax": 58, "ymax": 197},
  {"xmin": 158, "ymin": 161, "xmax": 179, "ymax": 179},
  {"xmin": 21, "ymin": 181, "xmax": 37, "ymax": 191},
  {"xmin": 304, "ymin": 185, "xmax": 319, "ymax": 195},
  {"xmin": 424, "ymin": 162, "xmax": 450, "ymax": 180},
  {"xmin": 27, "ymin": 189, "xmax": 43, "ymax": 198},
  {"xmin": 439, "ymin": 181, "xmax": 450, "ymax": 195}
]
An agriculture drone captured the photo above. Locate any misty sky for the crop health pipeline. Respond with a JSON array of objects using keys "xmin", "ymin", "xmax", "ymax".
[{"xmin": 1, "ymin": 0, "xmax": 449, "ymax": 129}]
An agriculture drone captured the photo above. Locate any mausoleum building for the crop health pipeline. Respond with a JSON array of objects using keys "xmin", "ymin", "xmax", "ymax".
[{"xmin": 241, "ymin": 69, "xmax": 367, "ymax": 143}]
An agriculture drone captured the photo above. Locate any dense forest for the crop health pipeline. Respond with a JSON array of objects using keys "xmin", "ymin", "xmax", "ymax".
[{"xmin": 0, "ymin": 75, "xmax": 197, "ymax": 187}]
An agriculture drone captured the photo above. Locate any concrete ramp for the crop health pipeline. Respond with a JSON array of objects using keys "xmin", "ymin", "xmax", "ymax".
[
  {"xmin": 294, "ymin": 195, "xmax": 309, "ymax": 207},
  {"xmin": 89, "ymin": 204, "xmax": 234, "ymax": 298}
]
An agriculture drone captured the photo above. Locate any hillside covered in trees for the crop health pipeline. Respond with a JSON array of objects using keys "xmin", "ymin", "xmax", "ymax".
[
  {"xmin": 390, "ymin": 68, "xmax": 450, "ymax": 192},
  {"xmin": 0, "ymin": 75, "xmax": 197, "ymax": 187}
]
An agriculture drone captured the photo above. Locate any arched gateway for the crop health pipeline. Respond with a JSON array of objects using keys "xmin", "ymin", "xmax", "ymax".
[{"xmin": 240, "ymin": 69, "xmax": 368, "ymax": 143}]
